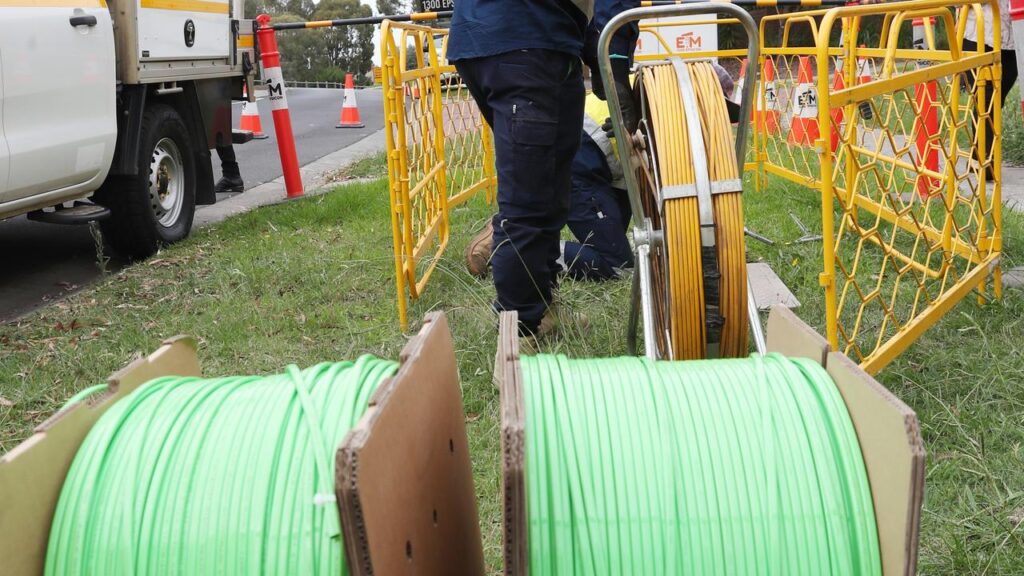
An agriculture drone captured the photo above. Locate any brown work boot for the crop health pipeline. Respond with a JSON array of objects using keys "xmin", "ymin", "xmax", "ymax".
[
  {"xmin": 535, "ymin": 302, "xmax": 589, "ymax": 340},
  {"xmin": 518, "ymin": 335, "xmax": 539, "ymax": 356},
  {"xmin": 464, "ymin": 220, "xmax": 494, "ymax": 278}
]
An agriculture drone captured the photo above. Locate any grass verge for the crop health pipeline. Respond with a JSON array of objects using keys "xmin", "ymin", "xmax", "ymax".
[
  {"xmin": 1003, "ymin": 84, "xmax": 1024, "ymax": 165},
  {"xmin": 2, "ymin": 156, "xmax": 1023, "ymax": 573}
]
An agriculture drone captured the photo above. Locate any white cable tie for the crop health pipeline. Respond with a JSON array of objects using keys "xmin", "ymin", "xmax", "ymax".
[{"xmin": 313, "ymin": 493, "xmax": 337, "ymax": 506}]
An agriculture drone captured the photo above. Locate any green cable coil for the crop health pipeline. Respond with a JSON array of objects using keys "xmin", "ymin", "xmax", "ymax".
[
  {"xmin": 522, "ymin": 352, "xmax": 882, "ymax": 575},
  {"xmin": 45, "ymin": 355, "xmax": 397, "ymax": 575},
  {"xmin": 58, "ymin": 383, "xmax": 108, "ymax": 411}
]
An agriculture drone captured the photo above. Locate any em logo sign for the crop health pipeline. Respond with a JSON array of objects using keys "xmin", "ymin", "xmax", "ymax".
[{"xmin": 634, "ymin": 16, "xmax": 718, "ymax": 58}]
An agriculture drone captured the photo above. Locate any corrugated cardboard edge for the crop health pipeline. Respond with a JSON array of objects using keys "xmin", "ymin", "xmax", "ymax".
[
  {"xmin": 827, "ymin": 351, "xmax": 925, "ymax": 576},
  {"xmin": 767, "ymin": 306, "xmax": 924, "ymax": 576},
  {"xmin": 496, "ymin": 311, "xmax": 526, "ymax": 576},
  {"xmin": 765, "ymin": 304, "xmax": 828, "ymax": 366},
  {"xmin": 337, "ymin": 312, "xmax": 485, "ymax": 576},
  {"xmin": 0, "ymin": 336, "xmax": 201, "ymax": 576}
]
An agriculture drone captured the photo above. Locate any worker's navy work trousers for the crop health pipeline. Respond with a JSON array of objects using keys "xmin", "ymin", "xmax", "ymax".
[
  {"xmin": 455, "ymin": 49, "xmax": 585, "ymax": 334},
  {"xmin": 563, "ymin": 181, "xmax": 633, "ymax": 281}
]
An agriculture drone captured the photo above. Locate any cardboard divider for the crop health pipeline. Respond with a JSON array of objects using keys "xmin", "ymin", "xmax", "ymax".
[
  {"xmin": 0, "ymin": 336, "xmax": 201, "ymax": 575},
  {"xmin": 766, "ymin": 305, "xmax": 924, "ymax": 576},
  {"xmin": 765, "ymin": 304, "xmax": 828, "ymax": 366},
  {"xmin": 827, "ymin": 351, "xmax": 925, "ymax": 576},
  {"xmin": 496, "ymin": 311, "xmax": 527, "ymax": 576},
  {"xmin": 337, "ymin": 311, "xmax": 485, "ymax": 576}
]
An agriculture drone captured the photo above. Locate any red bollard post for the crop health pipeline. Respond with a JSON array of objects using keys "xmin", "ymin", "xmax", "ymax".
[
  {"xmin": 256, "ymin": 14, "xmax": 303, "ymax": 198},
  {"xmin": 911, "ymin": 16, "xmax": 938, "ymax": 199},
  {"xmin": 914, "ymin": 81, "xmax": 938, "ymax": 199}
]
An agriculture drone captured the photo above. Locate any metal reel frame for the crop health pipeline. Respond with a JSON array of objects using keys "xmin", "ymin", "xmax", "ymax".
[{"xmin": 598, "ymin": 3, "xmax": 767, "ymax": 360}]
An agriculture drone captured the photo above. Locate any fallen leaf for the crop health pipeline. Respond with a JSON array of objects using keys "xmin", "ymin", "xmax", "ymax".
[
  {"xmin": 54, "ymin": 319, "xmax": 81, "ymax": 332},
  {"xmin": 1010, "ymin": 509, "xmax": 1024, "ymax": 528},
  {"xmin": 0, "ymin": 396, "xmax": 14, "ymax": 407}
]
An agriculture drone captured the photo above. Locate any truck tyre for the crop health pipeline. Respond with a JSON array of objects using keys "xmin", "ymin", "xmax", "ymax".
[{"xmin": 101, "ymin": 104, "xmax": 196, "ymax": 260}]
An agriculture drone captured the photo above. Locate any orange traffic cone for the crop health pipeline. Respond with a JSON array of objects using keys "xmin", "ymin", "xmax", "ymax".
[
  {"xmin": 857, "ymin": 45, "xmax": 874, "ymax": 120},
  {"xmin": 753, "ymin": 57, "xmax": 781, "ymax": 135},
  {"xmin": 787, "ymin": 56, "xmax": 820, "ymax": 147},
  {"xmin": 337, "ymin": 73, "xmax": 365, "ymax": 129},
  {"xmin": 733, "ymin": 58, "xmax": 747, "ymax": 102},
  {"xmin": 830, "ymin": 62, "xmax": 845, "ymax": 153},
  {"xmin": 240, "ymin": 99, "xmax": 268, "ymax": 139}
]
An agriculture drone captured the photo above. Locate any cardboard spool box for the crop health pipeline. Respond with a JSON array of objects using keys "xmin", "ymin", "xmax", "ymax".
[
  {"xmin": 496, "ymin": 306, "xmax": 926, "ymax": 576},
  {"xmin": 0, "ymin": 307, "xmax": 924, "ymax": 575},
  {"xmin": 0, "ymin": 312, "xmax": 485, "ymax": 576}
]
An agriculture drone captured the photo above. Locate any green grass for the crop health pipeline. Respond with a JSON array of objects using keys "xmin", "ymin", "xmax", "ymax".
[
  {"xmin": 333, "ymin": 152, "xmax": 390, "ymax": 181},
  {"xmin": 1003, "ymin": 84, "xmax": 1024, "ymax": 165},
  {"xmin": 2, "ymin": 156, "xmax": 1023, "ymax": 573}
]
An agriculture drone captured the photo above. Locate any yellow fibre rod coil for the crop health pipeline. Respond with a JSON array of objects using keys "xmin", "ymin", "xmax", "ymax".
[{"xmin": 639, "ymin": 61, "xmax": 748, "ymax": 359}]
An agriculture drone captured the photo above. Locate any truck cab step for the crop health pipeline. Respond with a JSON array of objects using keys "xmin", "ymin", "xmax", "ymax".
[
  {"xmin": 27, "ymin": 203, "xmax": 111, "ymax": 225},
  {"xmin": 232, "ymin": 129, "xmax": 255, "ymax": 144}
]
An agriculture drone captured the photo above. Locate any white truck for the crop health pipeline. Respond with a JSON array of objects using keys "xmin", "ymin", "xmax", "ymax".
[{"xmin": 0, "ymin": 0, "xmax": 257, "ymax": 258}]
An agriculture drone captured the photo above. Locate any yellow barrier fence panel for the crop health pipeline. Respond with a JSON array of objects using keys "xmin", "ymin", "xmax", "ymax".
[
  {"xmin": 381, "ymin": 21, "xmax": 496, "ymax": 331},
  {"xmin": 760, "ymin": 0, "xmax": 1003, "ymax": 373}
]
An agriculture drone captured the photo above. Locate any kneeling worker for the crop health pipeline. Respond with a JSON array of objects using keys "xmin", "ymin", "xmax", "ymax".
[
  {"xmin": 466, "ymin": 91, "xmax": 632, "ymax": 281},
  {"xmin": 466, "ymin": 62, "xmax": 742, "ymax": 282}
]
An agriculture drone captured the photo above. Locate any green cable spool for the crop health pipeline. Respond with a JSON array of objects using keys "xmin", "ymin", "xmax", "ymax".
[
  {"xmin": 521, "ymin": 352, "xmax": 881, "ymax": 575},
  {"xmin": 45, "ymin": 355, "xmax": 398, "ymax": 575}
]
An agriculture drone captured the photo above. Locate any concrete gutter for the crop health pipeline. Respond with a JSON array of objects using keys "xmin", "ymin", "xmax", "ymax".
[{"xmin": 193, "ymin": 128, "xmax": 386, "ymax": 228}]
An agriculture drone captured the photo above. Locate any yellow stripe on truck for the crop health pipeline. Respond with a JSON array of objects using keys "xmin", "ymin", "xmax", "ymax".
[
  {"xmin": 0, "ymin": 0, "xmax": 106, "ymax": 6},
  {"xmin": 236, "ymin": 35, "xmax": 254, "ymax": 48},
  {"xmin": 140, "ymin": 0, "xmax": 228, "ymax": 14}
]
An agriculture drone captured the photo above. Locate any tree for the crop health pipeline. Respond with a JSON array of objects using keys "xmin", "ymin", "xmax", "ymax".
[
  {"xmin": 272, "ymin": 13, "xmax": 322, "ymax": 82},
  {"xmin": 376, "ymin": 0, "xmax": 410, "ymax": 16},
  {"xmin": 244, "ymin": 0, "xmax": 376, "ymax": 83},
  {"xmin": 283, "ymin": 0, "xmax": 315, "ymax": 19},
  {"xmin": 245, "ymin": 0, "xmax": 282, "ymax": 18},
  {"xmin": 310, "ymin": 0, "xmax": 376, "ymax": 82}
]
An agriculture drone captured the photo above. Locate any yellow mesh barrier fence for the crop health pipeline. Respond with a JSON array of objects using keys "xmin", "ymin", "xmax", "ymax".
[
  {"xmin": 756, "ymin": 0, "xmax": 1003, "ymax": 373},
  {"xmin": 380, "ymin": 21, "xmax": 496, "ymax": 331}
]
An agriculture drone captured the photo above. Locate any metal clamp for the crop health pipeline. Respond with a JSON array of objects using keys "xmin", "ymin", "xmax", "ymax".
[{"xmin": 662, "ymin": 179, "xmax": 744, "ymax": 201}]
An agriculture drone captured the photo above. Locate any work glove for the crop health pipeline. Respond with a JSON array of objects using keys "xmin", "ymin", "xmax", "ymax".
[
  {"xmin": 601, "ymin": 117, "xmax": 616, "ymax": 142},
  {"xmin": 582, "ymin": 23, "xmax": 640, "ymax": 135},
  {"xmin": 592, "ymin": 57, "xmax": 639, "ymax": 135}
]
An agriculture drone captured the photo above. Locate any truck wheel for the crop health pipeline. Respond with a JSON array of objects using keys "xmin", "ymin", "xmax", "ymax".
[{"xmin": 102, "ymin": 104, "xmax": 196, "ymax": 260}]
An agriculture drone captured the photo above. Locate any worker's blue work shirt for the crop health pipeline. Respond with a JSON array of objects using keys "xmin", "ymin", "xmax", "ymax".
[
  {"xmin": 592, "ymin": 0, "xmax": 639, "ymax": 57},
  {"xmin": 447, "ymin": 0, "xmax": 588, "ymax": 61}
]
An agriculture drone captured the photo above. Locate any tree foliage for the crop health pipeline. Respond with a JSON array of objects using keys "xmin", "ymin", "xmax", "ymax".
[
  {"xmin": 245, "ymin": 0, "xmax": 376, "ymax": 84},
  {"xmin": 375, "ymin": 0, "xmax": 409, "ymax": 16}
]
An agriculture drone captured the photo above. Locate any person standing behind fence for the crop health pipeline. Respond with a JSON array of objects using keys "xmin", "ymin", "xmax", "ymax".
[
  {"xmin": 962, "ymin": 0, "xmax": 1017, "ymax": 179},
  {"xmin": 447, "ymin": 0, "xmax": 593, "ymax": 337}
]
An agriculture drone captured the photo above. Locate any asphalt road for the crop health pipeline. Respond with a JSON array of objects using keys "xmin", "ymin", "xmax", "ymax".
[{"xmin": 0, "ymin": 88, "xmax": 385, "ymax": 323}]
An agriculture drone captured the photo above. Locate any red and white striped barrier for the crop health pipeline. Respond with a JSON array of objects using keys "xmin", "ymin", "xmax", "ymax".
[
  {"xmin": 256, "ymin": 14, "xmax": 304, "ymax": 199},
  {"xmin": 788, "ymin": 56, "xmax": 819, "ymax": 147},
  {"xmin": 754, "ymin": 57, "xmax": 781, "ymax": 135}
]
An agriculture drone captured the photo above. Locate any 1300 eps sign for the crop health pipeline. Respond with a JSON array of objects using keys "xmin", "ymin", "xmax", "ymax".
[{"xmin": 420, "ymin": 0, "xmax": 454, "ymax": 10}]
